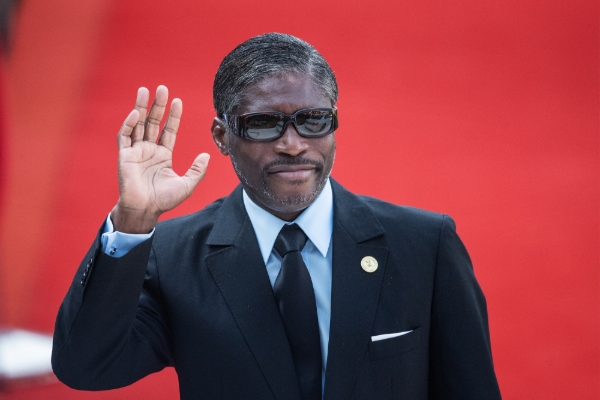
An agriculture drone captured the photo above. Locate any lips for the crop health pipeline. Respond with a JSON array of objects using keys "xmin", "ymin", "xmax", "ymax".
[
  {"xmin": 267, "ymin": 165, "xmax": 314, "ymax": 180},
  {"xmin": 265, "ymin": 160, "xmax": 321, "ymax": 182},
  {"xmin": 268, "ymin": 164, "xmax": 315, "ymax": 172}
]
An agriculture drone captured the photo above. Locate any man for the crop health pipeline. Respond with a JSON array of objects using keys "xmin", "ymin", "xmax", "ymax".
[{"xmin": 52, "ymin": 33, "xmax": 501, "ymax": 399}]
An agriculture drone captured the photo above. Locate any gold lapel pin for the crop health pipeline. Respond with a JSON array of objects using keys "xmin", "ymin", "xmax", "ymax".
[{"xmin": 361, "ymin": 256, "xmax": 378, "ymax": 273}]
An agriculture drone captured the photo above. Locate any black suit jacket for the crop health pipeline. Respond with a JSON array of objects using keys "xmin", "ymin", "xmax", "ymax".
[{"xmin": 52, "ymin": 180, "xmax": 501, "ymax": 399}]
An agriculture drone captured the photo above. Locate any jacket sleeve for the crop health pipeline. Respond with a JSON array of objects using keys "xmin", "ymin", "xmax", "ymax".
[
  {"xmin": 51, "ymin": 226, "xmax": 174, "ymax": 390},
  {"xmin": 428, "ymin": 215, "xmax": 502, "ymax": 399}
]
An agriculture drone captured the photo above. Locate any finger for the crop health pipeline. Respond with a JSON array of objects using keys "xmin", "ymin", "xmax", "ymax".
[
  {"xmin": 158, "ymin": 98, "xmax": 182, "ymax": 152},
  {"xmin": 144, "ymin": 85, "xmax": 169, "ymax": 143},
  {"xmin": 131, "ymin": 87, "xmax": 149, "ymax": 142},
  {"xmin": 183, "ymin": 153, "xmax": 210, "ymax": 193},
  {"xmin": 117, "ymin": 109, "xmax": 141, "ymax": 150}
]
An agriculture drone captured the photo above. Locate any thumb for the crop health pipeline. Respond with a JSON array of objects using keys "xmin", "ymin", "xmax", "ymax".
[{"xmin": 183, "ymin": 153, "xmax": 210, "ymax": 190}]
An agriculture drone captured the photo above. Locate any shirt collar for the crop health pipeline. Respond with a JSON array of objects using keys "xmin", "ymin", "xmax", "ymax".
[{"xmin": 243, "ymin": 179, "xmax": 333, "ymax": 264}]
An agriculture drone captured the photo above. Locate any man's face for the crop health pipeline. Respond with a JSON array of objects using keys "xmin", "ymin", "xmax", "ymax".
[{"xmin": 213, "ymin": 73, "xmax": 336, "ymax": 221}]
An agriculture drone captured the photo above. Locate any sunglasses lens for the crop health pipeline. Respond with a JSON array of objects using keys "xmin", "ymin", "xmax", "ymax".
[
  {"xmin": 296, "ymin": 110, "xmax": 334, "ymax": 136},
  {"xmin": 237, "ymin": 109, "xmax": 336, "ymax": 140},
  {"xmin": 245, "ymin": 114, "xmax": 283, "ymax": 140}
]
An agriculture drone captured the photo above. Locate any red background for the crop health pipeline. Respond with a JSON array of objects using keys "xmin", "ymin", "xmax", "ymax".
[{"xmin": 0, "ymin": 0, "xmax": 597, "ymax": 398}]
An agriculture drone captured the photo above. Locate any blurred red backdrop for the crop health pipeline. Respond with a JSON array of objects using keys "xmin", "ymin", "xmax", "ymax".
[{"xmin": 0, "ymin": 0, "xmax": 597, "ymax": 398}]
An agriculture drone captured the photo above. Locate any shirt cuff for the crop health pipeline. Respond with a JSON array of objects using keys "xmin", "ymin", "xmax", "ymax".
[{"xmin": 100, "ymin": 213, "xmax": 154, "ymax": 258}]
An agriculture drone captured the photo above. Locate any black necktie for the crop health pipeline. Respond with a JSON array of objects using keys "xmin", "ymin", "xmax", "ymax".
[{"xmin": 273, "ymin": 224, "xmax": 322, "ymax": 400}]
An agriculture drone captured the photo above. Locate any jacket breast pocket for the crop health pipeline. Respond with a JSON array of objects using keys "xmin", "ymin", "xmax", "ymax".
[{"xmin": 369, "ymin": 327, "xmax": 423, "ymax": 360}]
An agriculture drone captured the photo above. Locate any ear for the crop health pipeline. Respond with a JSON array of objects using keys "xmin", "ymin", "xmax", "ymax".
[{"xmin": 211, "ymin": 117, "xmax": 229, "ymax": 156}]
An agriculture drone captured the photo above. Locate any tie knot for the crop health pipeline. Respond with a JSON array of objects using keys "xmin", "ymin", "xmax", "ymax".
[{"xmin": 274, "ymin": 224, "xmax": 308, "ymax": 257}]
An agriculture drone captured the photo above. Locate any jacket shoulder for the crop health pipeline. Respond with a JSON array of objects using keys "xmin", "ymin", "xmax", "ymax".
[{"xmin": 358, "ymin": 194, "xmax": 449, "ymax": 231}]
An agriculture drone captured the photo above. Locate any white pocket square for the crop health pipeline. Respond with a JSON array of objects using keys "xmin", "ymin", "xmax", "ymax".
[{"xmin": 371, "ymin": 330, "xmax": 413, "ymax": 342}]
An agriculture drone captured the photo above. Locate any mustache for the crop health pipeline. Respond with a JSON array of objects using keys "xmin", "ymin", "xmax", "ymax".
[{"xmin": 263, "ymin": 157, "xmax": 323, "ymax": 172}]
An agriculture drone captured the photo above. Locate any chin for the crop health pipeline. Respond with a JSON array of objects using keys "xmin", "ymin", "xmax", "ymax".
[
  {"xmin": 243, "ymin": 182, "xmax": 321, "ymax": 220},
  {"xmin": 233, "ymin": 160, "xmax": 330, "ymax": 217},
  {"xmin": 265, "ymin": 178, "xmax": 325, "ymax": 207},
  {"xmin": 265, "ymin": 189, "xmax": 317, "ymax": 208}
]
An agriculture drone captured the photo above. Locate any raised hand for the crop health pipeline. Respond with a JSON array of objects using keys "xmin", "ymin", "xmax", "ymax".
[{"xmin": 110, "ymin": 86, "xmax": 210, "ymax": 233}]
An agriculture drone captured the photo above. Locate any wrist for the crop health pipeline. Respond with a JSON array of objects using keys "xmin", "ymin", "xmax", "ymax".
[{"xmin": 110, "ymin": 203, "xmax": 159, "ymax": 234}]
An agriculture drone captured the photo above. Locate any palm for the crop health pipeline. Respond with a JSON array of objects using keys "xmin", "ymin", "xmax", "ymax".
[
  {"xmin": 113, "ymin": 86, "xmax": 209, "ymax": 232},
  {"xmin": 118, "ymin": 142, "xmax": 186, "ymax": 213}
]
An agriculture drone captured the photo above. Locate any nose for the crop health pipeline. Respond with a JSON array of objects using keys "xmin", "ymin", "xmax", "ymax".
[{"xmin": 275, "ymin": 122, "xmax": 308, "ymax": 156}]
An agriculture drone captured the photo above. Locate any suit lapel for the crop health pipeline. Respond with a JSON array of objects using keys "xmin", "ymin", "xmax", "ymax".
[
  {"xmin": 324, "ymin": 180, "xmax": 389, "ymax": 400},
  {"xmin": 205, "ymin": 186, "xmax": 301, "ymax": 400}
]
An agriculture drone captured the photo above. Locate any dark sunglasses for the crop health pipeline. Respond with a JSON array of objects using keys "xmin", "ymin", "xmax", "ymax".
[{"xmin": 222, "ymin": 107, "xmax": 338, "ymax": 141}]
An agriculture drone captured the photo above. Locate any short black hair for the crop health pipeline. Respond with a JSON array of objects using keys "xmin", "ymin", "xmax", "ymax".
[{"xmin": 213, "ymin": 33, "xmax": 338, "ymax": 116}]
